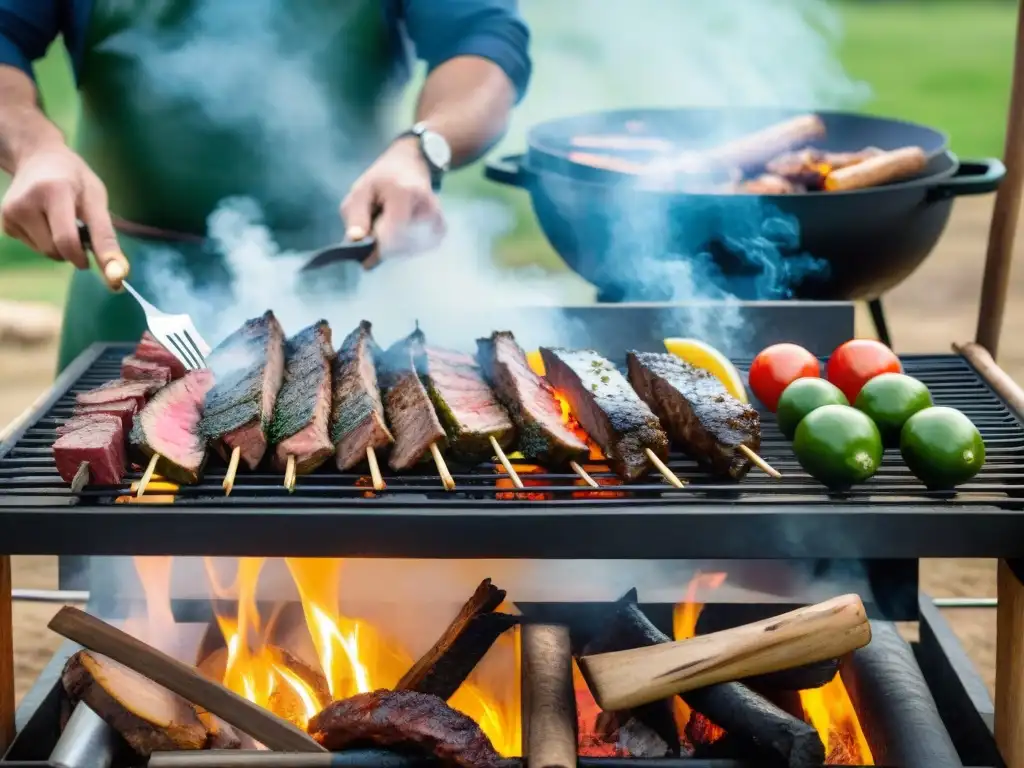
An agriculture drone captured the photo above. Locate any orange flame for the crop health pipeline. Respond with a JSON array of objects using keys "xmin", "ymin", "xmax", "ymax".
[{"xmin": 799, "ymin": 678, "xmax": 873, "ymax": 765}]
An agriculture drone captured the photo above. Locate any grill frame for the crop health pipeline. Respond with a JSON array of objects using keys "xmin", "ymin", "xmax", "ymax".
[{"xmin": 2, "ymin": 341, "xmax": 1024, "ymax": 558}]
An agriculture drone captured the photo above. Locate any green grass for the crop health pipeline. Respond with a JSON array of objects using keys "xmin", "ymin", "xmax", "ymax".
[{"xmin": 0, "ymin": 0, "xmax": 1018, "ymax": 301}]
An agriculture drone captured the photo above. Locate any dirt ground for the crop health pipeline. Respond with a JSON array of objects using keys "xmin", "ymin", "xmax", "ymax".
[{"xmin": 2, "ymin": 196, "xmax": 1019, "ymax": 705}]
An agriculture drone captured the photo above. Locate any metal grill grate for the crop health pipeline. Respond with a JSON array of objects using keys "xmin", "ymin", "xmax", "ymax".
[{"xmin": 2, "ymin": 345, "xmax": 1023, "ymax": 509}]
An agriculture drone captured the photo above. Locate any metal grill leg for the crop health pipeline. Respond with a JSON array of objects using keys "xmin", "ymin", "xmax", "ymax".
[
  {"xmin": 868, "ymin": 298, "xmax": 893, "ymax": 348},
  {"xmin": 0, "ymin": 555, "xmax": 13, "ymax": 752}
]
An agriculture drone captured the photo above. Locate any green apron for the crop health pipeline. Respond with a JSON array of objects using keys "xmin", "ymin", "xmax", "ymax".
[{"xmin": 58, "ymin": 0, "xmax": 396, "ymax": 371}]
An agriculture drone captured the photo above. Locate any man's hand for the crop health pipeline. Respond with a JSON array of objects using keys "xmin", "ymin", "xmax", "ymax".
[
  {"xmin": 340, "ymin": 138, "xmax": 444, "ymax": 268},
  {"xmin": 1, "ymin": 146, "xmax": 128, "ymax": 287}
]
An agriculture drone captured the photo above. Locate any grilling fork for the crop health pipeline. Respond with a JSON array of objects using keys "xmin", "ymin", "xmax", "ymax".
[{"xmin": 78, "ymin": 223, "xmax": 211, "ymax": 371}]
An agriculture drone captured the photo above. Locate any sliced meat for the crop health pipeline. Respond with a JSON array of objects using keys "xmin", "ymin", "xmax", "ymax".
[
  {"xmin": 422, "ymin": 346, "xmax": 515, "ymax": 463},
  {"xmin": 120, "ymin": 356, "xmax": 172, "ymax": 385},
  {"xmin": 627, "ymin": 351, "xmax": 760, "ymax": 479},
  {"xmin": 539, "ymin": 348, "xmax": 668, "ymax": 481},
  {"xmin": 379, "ymin": 328, "xmax": 446, "ymax": 471},
  {"xmin": 73, "ymin": 399, "xmax": 138, "ymax": 433},
  {"xmin": 76, "ymin": 379, "xmax": 164, "ymax": 410},
  {"xmin": 268, "ymin": 321, "xmax": 334, "ymax": 473},
  {"xmin": 331, "ymin": 321, "xmax": 394, "ymax": 471},
  {"xmin": 57, "ymin": 413, "xmax": 124, "ymax": 440},
  {"xmin": 307, "ymin": 690, "xmax": 503, "ymax": 768},
  {"xmin": 200, "ymin": 311, "xmax": 286, "ymax": 470},
  {"xmin": 130, "ymin": 369, "xmax": 215, "ymax": 484},
  {"xmin": 135, "ymin": 332, "xmax": 187, "ymax": 380},
  {"xmin": 477, "ymin": 331, "xmax": 588, "ymax": 465},
  {"xmin": 53, "ymin": 419, "xmax": 125, "ymax": 486}
]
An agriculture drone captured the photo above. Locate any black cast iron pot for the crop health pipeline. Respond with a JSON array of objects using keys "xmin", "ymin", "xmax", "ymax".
[{"xmin": 485, "ymin": 108, "xmax": 1005, "ymax": 301}]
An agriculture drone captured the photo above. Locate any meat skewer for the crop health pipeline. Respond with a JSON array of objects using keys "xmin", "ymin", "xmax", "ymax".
[
  {"xmin": 625, "ymin": 351, "xmax": 778, "ymax": 479},
  {"xmin": 539, "ymin": 348, "xmax": 681, "ymax": 486},
  {"xmin": 268, "ymin": 321, "xmax": 335, "ymax": 492},
  {"xmin": 330, "ymin": 322, "xmax": 394, "ymax": 491},
  {"xmin": 53, "ymin": 414, "xmax": 127, "ymax": 491}
]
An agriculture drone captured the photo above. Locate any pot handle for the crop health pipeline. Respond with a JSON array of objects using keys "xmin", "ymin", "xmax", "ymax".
[
  {"xmin": 484, "ymin": 154, "xmax": 529, "ymax": 187},
  {"xmin": 926, "ymin": 158, "xmax": 1006, "ymax": 201}
]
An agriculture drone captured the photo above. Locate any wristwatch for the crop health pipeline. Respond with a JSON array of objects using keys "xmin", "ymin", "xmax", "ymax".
[{"xmin": 398, "ymin": 122, "xmax": 451, "ymax": 191}]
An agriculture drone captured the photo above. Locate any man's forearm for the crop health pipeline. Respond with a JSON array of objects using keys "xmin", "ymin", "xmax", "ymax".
[
  {"xmin": 414, "ymin": 56, "xmax": 517, "ymax": 168},
  {"xmin": 0, "ymin": 65, "xmax": 66, "ymax": 174}
]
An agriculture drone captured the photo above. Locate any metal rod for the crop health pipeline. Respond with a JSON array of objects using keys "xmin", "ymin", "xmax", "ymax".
[
  {"xmin": 933, "ymin": 597, "xmax": 998, "ymax": 609},
  {"xmin": 50, "ymin": 703, "xmax": 119, "ymax": 768},
  {"xmin": 12, "ymin": 588, "xmax": 90, "ymax": 604}
]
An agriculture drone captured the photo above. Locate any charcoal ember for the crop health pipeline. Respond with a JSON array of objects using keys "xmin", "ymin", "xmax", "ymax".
[
  {"xmin": 269, "ymin": 320, "xmax": 335, "ymax": 473},
  {"xmin": 120, "ymin": 356, "xmax": 171, "ymax": 385},
  {"xmin": 331, "ymin": 321, "xmax": 394, "ymax": 471},
  {"xmin": 307, "ymin": 689, "xmax": 504, "ymax": 768},
  {"xmin": 540, "ymin": 348, "xmax": 668, "ymax": 481},
  {"xmin": 130, "ymin": 369, "xmax": 214, "ymax": 484},
  {"xmin": 380, "ymin": 328, "xmax": 446, "ymax": 471},
  {"xmin": 53, "ymin": 419, "xmax": 125, "ymax": 486},
  {"xmin": 135, "ymin": 331, "xmax": 187, "ymax": 380},
  {"xmin": 477, "ymin": 331, "xmax": 588, "ymax": 466},
  {"xmin": 73, "ymin": 399, "xmax": 138, "ymax": 433},
  {"xmin": 76, "ymin": 378, "xmax": 163, "ymax": 410}
]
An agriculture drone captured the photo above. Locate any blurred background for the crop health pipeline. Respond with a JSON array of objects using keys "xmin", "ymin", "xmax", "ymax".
[{"xmin": 0, "ymin": 0, "xmax": 1019, "ymax": 707}]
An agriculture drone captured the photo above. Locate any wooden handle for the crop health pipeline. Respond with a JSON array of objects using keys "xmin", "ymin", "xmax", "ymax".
[
  {"xmin": 522, "ymin": 625, "xmax": 577, "ymax": 768},
  {"xmin": 48, "ymin": 607, "xmax": 325, "ymax": 752},
  {"xmin": 0, "ymin": 556, "xmax": 13, "ymax": 753},
  {"xmin": 578, "ymin": 594, "xmax": 871, "ymax": 711}
]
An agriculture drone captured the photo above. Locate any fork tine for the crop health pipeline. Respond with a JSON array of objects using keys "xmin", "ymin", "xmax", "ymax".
[
  {"xmin": 167, "ymin": 333, "xmax": 203, "ymax": 371},
  {"xmin": 181, "ymin": 329, "xmax": 208, "ymax": 367}
]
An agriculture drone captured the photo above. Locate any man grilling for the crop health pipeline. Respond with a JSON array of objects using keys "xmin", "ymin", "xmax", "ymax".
[{"xmin": 0, "ymin": 1, "xmax": 531, "ymax": 371}]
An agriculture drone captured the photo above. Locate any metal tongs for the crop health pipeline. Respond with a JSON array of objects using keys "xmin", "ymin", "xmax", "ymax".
[
  {"xmin": 298, "ymin": 234, "xmax": 377, "ymax": 272},
  {"xmin": 78, "ymin": 223, "xmax": 211, "ymax": 371}
]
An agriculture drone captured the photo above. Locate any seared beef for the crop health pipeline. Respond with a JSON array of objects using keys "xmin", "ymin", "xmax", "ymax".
[
  {"xmin": 379, "ymin": 328, "xmax": 446, "ymax": 471},
  {"xmin": 130, "ymin": 369, "xmax": 215, "ymax": 484},
  {"xmin": 200, "ymin": 311, "xmax": 286, "ymax": 470},
  {"xmin": 307, "ymin": 690, "xmax": 503, "ymax": 768},
  {"xmin": 76, "ymin": 379, "xmax": 164, "ymax": 410},
  {"xmin": 120, "ymin": 356, "xmax": 171, "ymax": 385},
  {"xmin": 53, "ymin": 419, "xmax": 125, "ymax": 486},
  {"xmin": 57, "ymin": 413, "xmax": 124, "ymax": 439},
  {"xmin": 331, "ymin": 321, "xmax": 394, "ymax": 471},
  {"xmin": 540, "ymin": 348, "xmax": 668, "ymax": 481},
  {"xmin": 477, "ymin": 332, "xmax": 588, "ymax": 465},
  {"xmin": 421, "ymin": 346, "xmax": 515, "ymax": 462},
  {"xmin": 268, "ymin": 321, "xmax": 334, "ymax": 473},
  {"xmin": 73, "ymin": 399, "xmax": 138, "ymax": 433},
  {"xmin": 135, "ymin": 332, "xmax": 186, "ymax": 380},
  {"xmin": 627, "ymin": 351, "xmax": 760, "ymax": 479}
]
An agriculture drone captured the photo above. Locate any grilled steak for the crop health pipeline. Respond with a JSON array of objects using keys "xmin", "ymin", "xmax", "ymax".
[
  {"xmin": 76, "ymin": 379, "xmax": 164, "ymax": 410},
  {"xmin": 200, "ymin": 311, "xmax": 286, "ymax": 470},
  {"xmin": 57, "ymin": 413, "xmax": 124, "ymax": 439},
  {"xmin": 380, "ymin": 328, "xmax": 446, "ymax": 471},
  {"xmin": 268, "ymin": 321, "xmax": 335, "ymax": 473},
  {"xmin": 627, "ymin": 351, "xmax": 760, "ymax": 479},
  {"xmin": 53, "ymin": 419, "xmax": 125, "ymax": 486},
  {"xmin": 120, "ymin": 356, "xmax": 171, "ymax": 385},
  {"xmin": 130, "ymin": 369, "xmax": 215, "ymax": 484},
  {"xmin": 331, "ymin": 321, "xmax": 394, "ymax": 471},
  {"xmin": 135, "ymin": 332, "xmax": 187, "ymax": 380},
  {"xmin": 307, "ymin": 690, "xmax": 503, "ymax": 768},
  {"xmin": 477, "ymin": 332, "xmax": 588, "ymax": 465},
  {"xmin": 73, "ymin": 399, "xmax": 138, "ymax": 433},
  {"xmin": 540, "ymin": 348, "xmax": 668, "ymax": 481},
  {"xmin": 422, "ymin": 346, "xmax": 515, "ymax": 462}
]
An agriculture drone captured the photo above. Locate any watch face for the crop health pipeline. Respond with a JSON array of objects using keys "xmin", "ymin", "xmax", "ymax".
[{"xmin": 421, "ymin": 131, "xmax": 452, "ymax": 172}]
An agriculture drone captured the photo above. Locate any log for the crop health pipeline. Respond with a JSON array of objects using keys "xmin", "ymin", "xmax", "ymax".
[
  {"xmin": 396, "ymin": 578, "xmax": 519, "ymax": 700},
  {"xmin": 48, "ymin": 607, "xmax": 324, "ymax": 752},
  {"xmin": 582, "ymin": 590, "xmax": 824, "ymax": 768},
  {"xmin": 61, "ymin": 650, "xmax": 214, "ymax": 754},
  {"xmin": 579, "ymin": 594, "xmax": 870, "ymax": 710},
  {"xmin": 521, "ymin": 624, "xmax": 577, "ymax": 768}
]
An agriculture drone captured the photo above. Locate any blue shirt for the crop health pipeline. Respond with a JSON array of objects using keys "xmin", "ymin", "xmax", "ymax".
[{"xmin": 0, "ymin": 0, "xmax": 532, "ymax": 99}]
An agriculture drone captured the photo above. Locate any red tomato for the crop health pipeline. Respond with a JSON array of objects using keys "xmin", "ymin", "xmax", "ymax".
[
  {"xmin": 748, "ymin": 343, "xmax": 820, "ymax": 412},
  {"xmin": 827, "ymin": 339, "xmax": 902, "ymax": 403}
]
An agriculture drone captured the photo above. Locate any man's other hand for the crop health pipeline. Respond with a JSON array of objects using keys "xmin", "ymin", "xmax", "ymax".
[{"xmin": 340, "ymin": 137, "xmax": 445, "ymax": 269}]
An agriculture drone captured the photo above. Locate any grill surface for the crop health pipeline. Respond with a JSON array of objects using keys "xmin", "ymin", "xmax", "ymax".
[{"xmin": 2, "ymin": 343, "xmax": 1024, "ymax": 558}]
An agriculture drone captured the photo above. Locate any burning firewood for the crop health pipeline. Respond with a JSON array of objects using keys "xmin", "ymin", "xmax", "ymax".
[
  {"xmin": 396, "ymin": 578, "xmax": 519, "ymax": 700},
  {"xmin": 61, "ymin": 650, "xmax": 239, "ymax": 754}
]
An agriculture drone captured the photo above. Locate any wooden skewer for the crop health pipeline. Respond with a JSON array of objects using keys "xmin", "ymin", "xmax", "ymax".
[
  {"xmin": 490, "ymin": 435, "xmax": 523, "ymax": 489},
  {"xmin": 70, "ymin": 462, "xmax": 91, "ymax": 494},
  {"xmin": 129, "ymin": 480, "xmax": 178, "ymax": 494},
  {"xmin": 645, "ymin": 448, "xmax": 685, "ymax": 488},
  {"xmin": 429, "ymin": 442, "xmax": 455, "ymax": 491},
  {"xmin": 137, "ymin": 454, "xmax": 160, "ymax": 497},
  {"xmin": 739, "ymin": 445, "xmax": 782, "ymax": 479},
  {"xmin": 366, "ymin": 446, "xmax": 385, "ymax": 492},
  {"xmin": 223, "ymin": 446, "xmax": 241, "ymax": 496},
  {"xmin": 283, "ymin": 455, "xmax": 297, "ymax": 493},
  {"xmin": 570, "ymin": 461, "xmax": 599, "ymax": 488}
]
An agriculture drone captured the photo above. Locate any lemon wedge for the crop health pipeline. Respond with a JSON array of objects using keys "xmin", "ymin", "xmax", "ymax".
[
  {"xmin": 526, "ymin": 350, "xmax": 546, "ymax": 376},
  {"xmin": 664, "ymin": 338, "xmax": 748, "ymax": 403}
]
